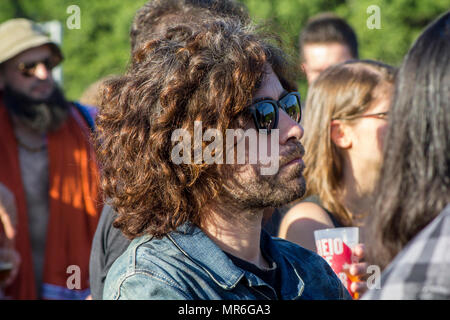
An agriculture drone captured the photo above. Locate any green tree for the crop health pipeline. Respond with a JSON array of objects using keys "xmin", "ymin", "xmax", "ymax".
[
  {"xmin": 0, "ymin": 0, "xmax": 147, "ymax": 100},
  {"xmin": 240, "ymin": 0, "xmax": 449, "ymax": 95}
]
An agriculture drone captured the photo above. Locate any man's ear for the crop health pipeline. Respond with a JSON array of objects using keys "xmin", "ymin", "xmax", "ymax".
[
  {"xmin": 330, "ymin": 120, "xmax": 352, "ymax": 149},
  {"xmin": 301, "ymin": 62, "xmax": 311, "ymax": 83},
  {"xmin": 301, "ymin": 62, "xmax": 307, "ymax": 74}
]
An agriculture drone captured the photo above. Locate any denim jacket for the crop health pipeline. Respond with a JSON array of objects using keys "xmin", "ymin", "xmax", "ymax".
[{"xmin": 103, "ymin": 222, "xmax": 351, "ymax": 300}]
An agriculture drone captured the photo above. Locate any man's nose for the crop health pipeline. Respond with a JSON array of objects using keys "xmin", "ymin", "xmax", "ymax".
[
  {"xmin": 278, "ymin": 109, "xmax": 304, "ymax": 144},
  {"xmin": 33, "ymin": 63, "xmax": 51, "ymax": 80}
]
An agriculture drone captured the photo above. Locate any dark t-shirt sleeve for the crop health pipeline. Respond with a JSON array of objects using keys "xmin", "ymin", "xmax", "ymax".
[{"xmin": 89, "ymin": 203, "xmax": 131, "ymax": 300}]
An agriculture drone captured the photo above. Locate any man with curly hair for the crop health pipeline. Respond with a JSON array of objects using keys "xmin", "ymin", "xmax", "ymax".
[
  {"xmin": 97, "ymin": 12, "xmax": 350, "ymax": 300},
  {"xmin": 88, "ymin": 0, "xmax": 254, "ymax": 300}
]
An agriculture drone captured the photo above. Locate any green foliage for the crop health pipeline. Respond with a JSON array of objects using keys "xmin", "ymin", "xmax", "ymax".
[
  {"xmin": 0, "ymin": 0, "xmax": 448, "ymax": 100},
  {"xmin": 0, "ymin": 0, "xmax": 147, "ymax": 100},
  {"xmin": 240, "ymin": 0, "xmax": 449, "ymax": 96}
]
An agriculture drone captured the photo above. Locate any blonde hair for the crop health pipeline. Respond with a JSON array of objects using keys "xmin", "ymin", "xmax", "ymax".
[{"xmin": 302, "ymin": 60, "xmax": 396, "ymax": 226}]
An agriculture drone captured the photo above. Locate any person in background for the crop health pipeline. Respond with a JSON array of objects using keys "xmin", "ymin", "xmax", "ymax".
[
  {"xmin": 0, "ymin": 18, "xmax": 102, "ymax": 299},
  {"xmin": 363, "ymin": 11, "xmax": 450, "ymax": 300},
  {"xmin": 278, "ymin": 59, "xmax": 396, "ymax": 297},
  {"xmin": 89, "ymin": 0, "xmax": 252, "ymax": 300},
  {"xmin": 299, "ymin": 13, "xmax": 358, "ymax": 85}
]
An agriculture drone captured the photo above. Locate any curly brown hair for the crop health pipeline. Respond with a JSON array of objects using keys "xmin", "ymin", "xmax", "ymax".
[
  {"xmin": 130, "ymin": 0, "xmax": 250, "ymax": 51},
  {"xmin": 95, "ymin": 18, "xmax": 298, "ymax": 239}
]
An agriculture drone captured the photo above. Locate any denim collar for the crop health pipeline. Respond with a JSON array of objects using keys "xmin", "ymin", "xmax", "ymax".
[
  {"xmin": 167, "ymin": 222, "xmax": 304, "ymax": 299},
  {"xmin": 167, "ymin": 222, "xmax": 245, "ymax": 290},
  {"xmin": 259, "ymin": 231, "xmax": 305, "ymax": 299}
]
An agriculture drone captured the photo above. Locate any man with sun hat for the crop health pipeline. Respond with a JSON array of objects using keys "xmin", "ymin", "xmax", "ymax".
[{"xmin": 0, "ymin": 18, "xmax": 102, "ymax": 300}]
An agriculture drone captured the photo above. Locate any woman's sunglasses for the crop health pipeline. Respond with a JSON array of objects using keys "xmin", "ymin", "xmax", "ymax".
[
  {"xmin": 332, "ymin": 111, "xmax": 389, "ymax": 121},
  {"xmin": 17, "ymin": 57, "xmax": 60, "ymax": 78},
  {"xmin": 248, "ymin": 91, "xmax": 302, "ymax": 134}
]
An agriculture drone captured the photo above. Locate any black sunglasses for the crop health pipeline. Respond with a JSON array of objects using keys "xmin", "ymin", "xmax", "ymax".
[
  {"xmin": 17, "ymin": 57, "xmax": 60, "ymax": 78},
  {"xmin": 248, "ymin": 91, "xmax": 302, "ymax": 134}
]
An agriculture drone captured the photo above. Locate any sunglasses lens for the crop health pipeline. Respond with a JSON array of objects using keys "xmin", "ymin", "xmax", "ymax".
[
  {"xmin": 18, "ymin": 63, "xmax": 34, "ymax": 77},
  {"xmin": 281, "ymin": 93, "xmax": 301, "ymax": 123},
  {"xmin": 255, "ymin": 102, "xmax": 277, "ymax": 131},
  {"xmin": 44, "ymin": 58, "xmax": 58, "ymax": 70},
  {"xmin": 18, "ymin": 58, "xmax": 57, "ymax": 77}
]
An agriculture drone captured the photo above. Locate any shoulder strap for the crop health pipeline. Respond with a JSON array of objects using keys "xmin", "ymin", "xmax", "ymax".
[{"xmin": 73, "ymin": 102, "xmax": 95, "ymax": 132}]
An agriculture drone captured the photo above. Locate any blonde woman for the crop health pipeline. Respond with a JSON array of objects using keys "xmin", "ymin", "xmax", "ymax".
[{"xmin": 279, "ymin": 60, "xmax": 396, "ymax": 295}]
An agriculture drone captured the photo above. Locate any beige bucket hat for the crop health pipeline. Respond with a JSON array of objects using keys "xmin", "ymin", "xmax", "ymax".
[{"xmin": 0, "ymin": 18, "xmax": 63, "ymax": 64}]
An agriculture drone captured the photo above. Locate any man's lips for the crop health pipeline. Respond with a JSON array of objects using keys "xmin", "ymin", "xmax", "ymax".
[
  {"xmin": 35, "ymin": 84, "xmax": 52, "ymax": 91},
  {"xmin": 32, "ymin": 80, "xmax": 53, "ymax": 91},
  {"xmin": 284, "ymin": 157, "xmax": 304, "ymax": 167},
  {"xmin": 280, "ymin": 146, "xmax": 305, "ymax": 168}
]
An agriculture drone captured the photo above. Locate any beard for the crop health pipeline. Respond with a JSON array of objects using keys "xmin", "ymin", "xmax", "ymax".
[
  {"xmin": 219, "ymin": 140, "xmax": 307, "ymax": 215},
  {"xmin": 2, "ymin": 84, "xmax": 70, "ymax": 134}
]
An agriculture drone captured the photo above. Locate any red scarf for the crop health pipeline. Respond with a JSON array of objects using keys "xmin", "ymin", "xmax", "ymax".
[{"xmin": 0, "ymin": 98, "xmax": 102, "ymax": 299}]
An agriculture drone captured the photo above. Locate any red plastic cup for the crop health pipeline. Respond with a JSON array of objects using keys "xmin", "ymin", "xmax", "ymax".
[{"xmin": 314, "ymin": 227, "xmax": 359, "ymax": 299}]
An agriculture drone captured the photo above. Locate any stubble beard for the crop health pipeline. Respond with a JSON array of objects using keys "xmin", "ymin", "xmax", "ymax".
[
  {"xmin": 223, "ymin": 162, "xmax": 306, "ymax": 209},
  {"xmin": 217, "ymin": 143, "xmax": 307, "ymax": 223}
]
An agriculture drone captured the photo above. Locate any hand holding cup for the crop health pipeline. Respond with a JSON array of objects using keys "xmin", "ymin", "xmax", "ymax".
[{"xmin": 314, "ymin": 227, "xmax": 363, "ymax": 299}]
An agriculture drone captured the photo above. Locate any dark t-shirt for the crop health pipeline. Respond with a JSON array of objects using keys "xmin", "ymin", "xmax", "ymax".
[
  {"xmin": 89, "ymin": 203, "xmax": 131, "ymax": 300},
  {"xmin": 224, "ymin": 251, "xmax": 282, "ymax": 299}
]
